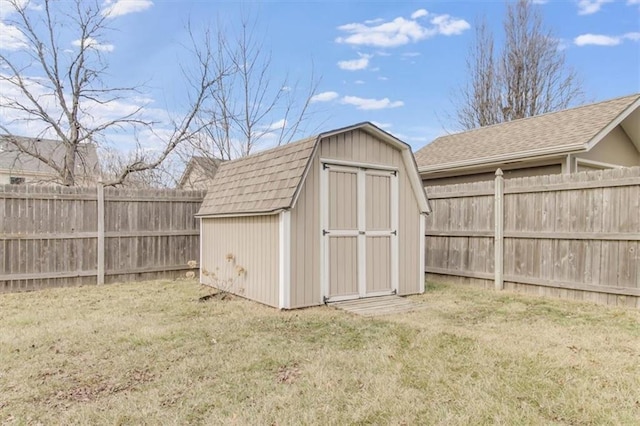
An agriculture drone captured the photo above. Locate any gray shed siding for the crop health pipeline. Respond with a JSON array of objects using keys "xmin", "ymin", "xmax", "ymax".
[
  {"xmin": 288, "ymin": 129, "xmax": 423, "ymax": 307},
  {"xmin": 200, "ymin": 215, "xmax": 280, "ymax": 307},
  {"xmin": 289, "ymin": 152, "xmax": 321, "ymax": 308},
  {"xmin": 398, "ymin": 163, "xmax": 422, "ymax": 295}
]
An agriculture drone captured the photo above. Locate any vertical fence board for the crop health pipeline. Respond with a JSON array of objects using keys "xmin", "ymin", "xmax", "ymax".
[
  {"xmin": 1, "ymin": 185, "xmax": 205, "ymax": 292},
  {"xmin": 425, "ymin": 166, "xmax": 640, "ymax": 307}
]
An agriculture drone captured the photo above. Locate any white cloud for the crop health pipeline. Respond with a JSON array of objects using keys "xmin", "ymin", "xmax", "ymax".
[
  {"xmin": 411, "ymin": 9, "xmax": 428, "ymax": 20},
  {"xmin": 310, "ymin": 91, "xmax": 339, "ymax": 103},
  {"xmin": 378, "ymin": 76, "xmax": 388, "ymax": 81},
  {"xmin": 402, "ymin": 52, "xmax": 421, "ymax": 57},
  {"xmin": 341, "ymin": 96, "xmax": 404, "ymax": 110},
  {"xmin": 265, "ymin": 118, "xmax": 287, "ymax": 131},
  {"xmin": 0, "ymin": 21, "xmax": 27, "ymax": 50},
  {"xmin": 337, "ymin": 53, "xmax": 372, "ymax": 71},
  {"xmin": 576, "ymin": 0, "xmax": 613, "ymax": 15},
  {"xmin": 574, "ymin": 32, "xmax": 640, "ymax": 46},
  {"xmin": 0, "ymin": 72, "xmax": 169, "ymax": 149},
  {"xmin": 625, "ymin": 32, "xmax": 640, "ymax": 41},
  {"xmin": 72, "ymin": 37, "xmax": 115, "ymax": 52},
  {"xmin": 336, "ymin": 10, "xmax": 469, "ymax": 48},
  {"xmin": 628, "ymin": 0, "xmax": 640, "ymax": 4},
  {"xmin": 0, "ymin": 0, "xmax": 22, "ymax": 18},
  {"xmin": 0, "ymin": 1, "xmax": 30, "ymax": 51},
  {"xmin": 574, "ymin": 34, "xmax": 619, "ymax": 46},
  {"xmin": 102, "ymin": 0, "xmax": 153, "ymax": 18},
  {"xmin": 354, "ymin": 80, "xmax": 365, "ymax": 85},
  {"xmin": 531, "ymin": 0, "xmax": 549, "ymax": 4},
  {"xmin": 364, "ymin": 18, "xmax": 384, "ymax": 25},
  {"xmin": 430, "ymin": 14, "xmax": 470, "ymax": 35}
]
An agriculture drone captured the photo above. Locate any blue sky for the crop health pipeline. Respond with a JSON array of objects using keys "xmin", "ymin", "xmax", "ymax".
[{"xmin": 1, "ymin": 0, "xmax": 639, "ymax": 154}]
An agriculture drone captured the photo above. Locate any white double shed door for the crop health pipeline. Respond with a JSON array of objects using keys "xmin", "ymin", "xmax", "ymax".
[{"xmin": 321, "ymin": 161, "xmax": 399, "ymax": 302}]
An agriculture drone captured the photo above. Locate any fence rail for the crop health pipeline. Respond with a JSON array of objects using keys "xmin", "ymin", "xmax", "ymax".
[
  {"xmin": 425, "ymin": 167, "xmax": 640, "ymax": 308},
  {"xmin": 0, "ymin": 184, "xmax": 205, "ymax": 292}
]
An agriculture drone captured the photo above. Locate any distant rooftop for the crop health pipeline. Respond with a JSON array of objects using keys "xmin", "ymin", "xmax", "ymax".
[
  {"xmin": 0, "ymin": 135, "xmax": 101, "ymax": 177},
  {"xmin": 415, "ymin": 93, "xmax": 640, "ymax": 171}
]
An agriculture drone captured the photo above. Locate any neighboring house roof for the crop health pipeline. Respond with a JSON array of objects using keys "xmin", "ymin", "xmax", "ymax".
[
  {"xmin": 0, "ymin": 135, "xmax": 100, "ymax": 179},
  {"xmin": 177, "ymin": 156, "xmax": 222, "ymax": 189},
  {"xmin": 415, "ymin": 93, "xmax": 640, "ymax": 173},
  {"xmin": 197, "ymin": 122, "xmax": 429, "ymax": 217}
]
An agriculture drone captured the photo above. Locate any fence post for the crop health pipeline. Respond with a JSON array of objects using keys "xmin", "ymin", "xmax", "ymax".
[
  {"xmin": 494, "ymin": 169, "xmax": 504, "ymax": 290},
  {"xmin": 97, "ymin": 183, "xmax": 105, "ymax": 285}
]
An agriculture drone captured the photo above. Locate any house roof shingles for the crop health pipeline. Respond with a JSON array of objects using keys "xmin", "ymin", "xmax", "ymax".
[
  {"xmin": 415, "ymin": 94, "xmax": 640, "ymax": 170},
  {"xmin": 197, "ymin": 136, "xmax": 317, "ymax": 216}
]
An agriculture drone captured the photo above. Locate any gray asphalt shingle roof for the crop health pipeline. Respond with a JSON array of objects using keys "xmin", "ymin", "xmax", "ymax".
[
  {"xmin": 0, "ymin": 135, "xmax": 100, "ymax": 176},
  {"xmin": 415, "ymin": 94, "xmax": 640, "ymax": 170},
  {"xmin": 197, "ymin": 122, "xmax": 431, "ymax": 217},
  {"xmin": 197, "ymin": 136, "xmax": 316, "ymax": 216}
]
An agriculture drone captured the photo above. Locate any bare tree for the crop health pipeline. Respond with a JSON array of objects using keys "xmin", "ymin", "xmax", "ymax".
[
  {"xmin": 454, "ymin": 0, "xmax": 582, "ymax": 130},
  {"xmin": 0, "ymin": 0, "xmax": 223, "ymax": 186},
  {"xmin": 99, "ymin": 146, "xmax": 180, "ymax": 188},
  {"xmin": 189, "ymin": 17, "xmax": 319, "ymax": 161},
  {"xmin": 456, "ymin": 18, "xmax": 501, "ymax": 130}
]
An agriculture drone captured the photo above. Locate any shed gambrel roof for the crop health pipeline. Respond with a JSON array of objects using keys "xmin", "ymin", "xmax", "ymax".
[
  {"xmin": 415, "ymin": 94, "xmax": 640, "ymax": 172},
  {"xmin": 197, "ymin": 122, "xmax": 430, "ymax": 217},
  {"xmin": 197, "ymin": 136, "xmax": 316, "ymax": 216}
]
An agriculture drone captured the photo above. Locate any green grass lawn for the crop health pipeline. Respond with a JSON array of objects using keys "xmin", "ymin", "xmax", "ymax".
[{"xmin": 1, "ymin": 280, "xmax": 639, "ymax": 425}]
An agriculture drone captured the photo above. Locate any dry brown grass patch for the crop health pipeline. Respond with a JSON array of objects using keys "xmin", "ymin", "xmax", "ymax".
[{"xmin": 0, "ymin": 279, "xmax": 638, "ymax": 424}]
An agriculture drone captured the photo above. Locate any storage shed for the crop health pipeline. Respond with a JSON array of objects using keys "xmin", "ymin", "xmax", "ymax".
[{"xmin": 196, "ymin": 122, "xmax": 430, "ymax": 309}]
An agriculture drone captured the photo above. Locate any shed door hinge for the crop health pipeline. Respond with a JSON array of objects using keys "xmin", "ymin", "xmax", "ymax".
[
  {"xmin": 391, "ymin": 230, "xmax": 397, "ymax": 235},
  {"xmin": 323, "ymin": 229, "xmax": 330, "ymax": 236}
]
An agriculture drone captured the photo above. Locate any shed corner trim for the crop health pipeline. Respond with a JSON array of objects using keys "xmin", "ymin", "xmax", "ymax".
[
  {"xmin": 419, "ymin": 213, "xmax": 426, "ymax": 294},
  {"xmin": 400, "ymin": 149, "xmax": 430, "ymax": 214},
  {"xmin": 278, "ymin": 210, "xmax": 291, "ymax": 309}
]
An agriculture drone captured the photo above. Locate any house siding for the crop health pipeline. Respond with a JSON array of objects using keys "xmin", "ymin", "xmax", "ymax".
[
  {"xmin": 422, "ymin": 163, "xmax": 563, "ymax": 186},
  {"xmin": 0, "ymin": 169, "xmax": 99, "ymax": 186},
  {"xmin": 200, "ymin": 215, "xmax": 280, "ymax": 307},
  {"xmin": 575, "ymin": 125, "xmax": 640, "ymax": 167},
  {"xmin": 179, "ymin": 166, "xmax": 211, "ymax": 190}
]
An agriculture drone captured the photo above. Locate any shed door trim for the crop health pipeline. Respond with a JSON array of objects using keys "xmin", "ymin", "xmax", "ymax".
[{"xmin": 320, "ymin": 161, "xmax": 399, "ymax": 302}]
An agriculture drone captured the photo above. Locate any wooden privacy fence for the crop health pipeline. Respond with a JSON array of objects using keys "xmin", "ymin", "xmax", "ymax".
[
  {"xmin": 425, "ymin": 167, "xmax": 640, "ymax": 308},
  {"xmin": 0, "ymin": 185, "xmax": 205, "ymax": 292}
]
